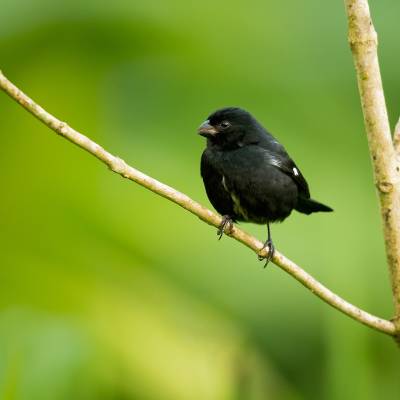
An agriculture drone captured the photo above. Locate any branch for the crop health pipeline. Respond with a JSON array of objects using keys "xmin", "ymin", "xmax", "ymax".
[
  {"xmin": 0, "ymin": 70, "xmax": 396, "ymax": 336},
  {"xmin": 394, "ymin": 117, "xmax": 400, "ymax": 157},
  {"xmin": 344, "ymin": 0, "xmax": 400, "ymax": 329}
]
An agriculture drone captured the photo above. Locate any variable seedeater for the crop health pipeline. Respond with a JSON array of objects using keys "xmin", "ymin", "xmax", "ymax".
[{"xmin": 198, "ymin": 107, "xmax": 332, "ymax": 266}]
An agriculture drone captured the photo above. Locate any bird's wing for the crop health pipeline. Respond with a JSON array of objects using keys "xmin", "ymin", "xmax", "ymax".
[
  {"xmin": 259, "ymin": 145, "xmax": 311, "ymax": 198},
  {"xmin": 276, "ymin": 157, "xmax": 310, "ymax": 198}
]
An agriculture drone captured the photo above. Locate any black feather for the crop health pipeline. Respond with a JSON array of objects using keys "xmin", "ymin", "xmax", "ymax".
[{"xmin": 295, "ymin": 197, "xmax": 333, "ymax": 215}]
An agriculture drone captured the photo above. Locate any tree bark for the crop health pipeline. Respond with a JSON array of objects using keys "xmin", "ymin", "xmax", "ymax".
[{"xmin": 344, "ymin": 0, "xmax": 400, "ymax": 332}]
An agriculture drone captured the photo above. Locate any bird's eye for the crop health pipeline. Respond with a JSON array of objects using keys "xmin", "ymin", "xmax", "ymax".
[{"xmin": 219, "ymin": 121, "xmax": 231, "ymax": 130}]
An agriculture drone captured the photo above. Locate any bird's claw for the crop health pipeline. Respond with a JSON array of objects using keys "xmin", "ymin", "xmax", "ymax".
[
  {"xmin": 217, "ymin": 215, "xmax": 233, "ymax": 240},
  {"xmin": 258, "ymin": 239, "xmax": 275, "ymax": 267}
]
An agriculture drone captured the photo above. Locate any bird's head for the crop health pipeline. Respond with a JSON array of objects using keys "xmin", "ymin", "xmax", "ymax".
[{"xmin": 198, "ymin": 107, "xmax": 261, "ymax": 148}]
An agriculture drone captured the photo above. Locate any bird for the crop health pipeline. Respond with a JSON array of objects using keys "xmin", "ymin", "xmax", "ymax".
[{"xmin": 198, "ymin": 107, "xmax": 332, "ymax": 266}]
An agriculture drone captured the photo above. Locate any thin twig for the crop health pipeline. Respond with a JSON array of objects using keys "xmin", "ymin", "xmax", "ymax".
[
  {"xmin": 344, "ymin": 0, "xmax": 400, "ymax": 330},
  {"xmin": 0, "ymin": 70, "xmax": 396, "ymax": 336}
]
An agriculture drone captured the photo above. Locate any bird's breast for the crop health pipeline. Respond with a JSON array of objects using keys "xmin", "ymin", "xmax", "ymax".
[{"xmin": 221, "ymin": 175, "xmax": 269, "ymax": 224}]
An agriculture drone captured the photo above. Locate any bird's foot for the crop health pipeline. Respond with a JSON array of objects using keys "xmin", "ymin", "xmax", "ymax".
[
  {"xmin": 258, "ymin": 239, "xmax": 275, "ymax": 267},
  {"xmin": 217, "ymin": 215, "xmax": 233, "ymax": 240}
]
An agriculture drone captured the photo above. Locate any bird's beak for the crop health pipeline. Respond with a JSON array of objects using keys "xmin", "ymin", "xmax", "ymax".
[{"xmin": 198, "ymin": 120, "xmax": 218, "ymax": 138}]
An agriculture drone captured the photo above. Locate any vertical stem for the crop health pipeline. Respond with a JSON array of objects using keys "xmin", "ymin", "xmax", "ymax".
[
  {"xmin": 344, "ymin": 0, "xmax": 400, "ymax": 330},
  {"xmin": 393, "ymin": 117, "xmax": 400, "ymax": 157}
]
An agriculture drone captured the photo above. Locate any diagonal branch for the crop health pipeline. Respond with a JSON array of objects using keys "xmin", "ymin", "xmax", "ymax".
[
  {"xmin": 344, "ymin": 0, "xmax": 400, "ymax": 330},
  {"xmin": 0, "ymin": 70, "xmax": 396, "ymax": 336}
]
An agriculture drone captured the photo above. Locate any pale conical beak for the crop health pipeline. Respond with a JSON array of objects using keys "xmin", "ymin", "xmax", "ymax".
[{"xmin": 198, "ymin": 120, "xmax": 218, "ymax": 138}]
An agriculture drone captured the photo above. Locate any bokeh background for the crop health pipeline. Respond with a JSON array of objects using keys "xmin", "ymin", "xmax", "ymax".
[{"xmin": 1, "ymin": 1, "xmax": 400, "ymax": 399}]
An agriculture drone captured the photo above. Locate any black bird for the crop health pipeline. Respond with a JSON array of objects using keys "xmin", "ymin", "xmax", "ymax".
[{"xmin": 198, "ymin": 107, "xmax": 332, "ymax": 266}]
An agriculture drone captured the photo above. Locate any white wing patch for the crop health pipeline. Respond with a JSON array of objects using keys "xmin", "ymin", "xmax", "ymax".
[
  {"xmin": 264, "ymin": 151, "xmax": 282, "ymax": 168},
  {"xmin": 293, "ymin": 167, "xmax": 299, "ymax": 176},
  {"xmin": 269, "ymin": 158, "xmax": 282, "ymax": 168}
]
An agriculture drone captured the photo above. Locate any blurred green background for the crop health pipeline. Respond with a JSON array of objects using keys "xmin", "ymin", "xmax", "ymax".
[{"xmin": 1, "ymin": 1, "xmax": 399, "ymax": 399}]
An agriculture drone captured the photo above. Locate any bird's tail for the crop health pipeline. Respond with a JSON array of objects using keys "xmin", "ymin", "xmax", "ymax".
[{"xmin": 295, "ymin": 197, "xmax": 333, "ymax": 215}]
